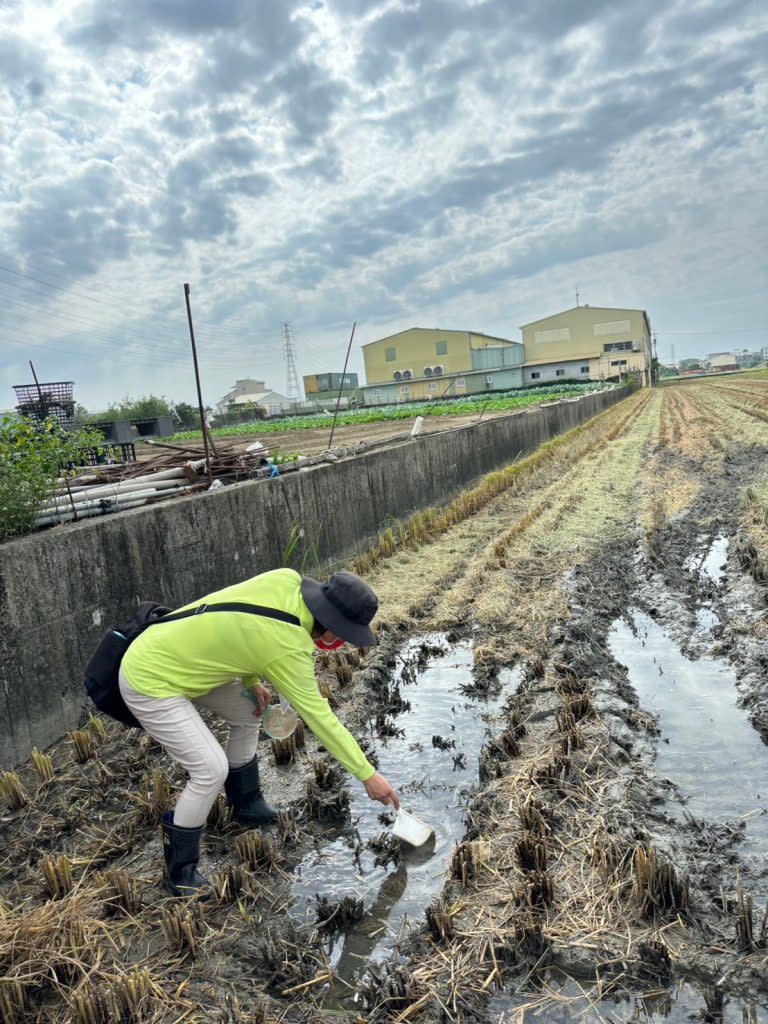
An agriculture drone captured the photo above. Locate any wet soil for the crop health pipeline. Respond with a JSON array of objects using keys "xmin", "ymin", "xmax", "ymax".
[
  {"xmin": 363, "ymin": 437, "xmax": 768, "ymax": 1022},
  {"xmin": 3, "ymin": 386, "xmax": 768, "ymax": 1024}
]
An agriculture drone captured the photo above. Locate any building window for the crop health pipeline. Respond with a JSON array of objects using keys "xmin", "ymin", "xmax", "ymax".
[
  {"xmin": 530, "ymin": 372, "xmax": 541, "ymax": 380},
  {"xmin": 603, "ymin": 341, "xmax": 633, "ymax": 353},
  {"xmin": 385, "ymin": 347, "xmax": 396, "ymax": 362},
  {"xmin": 610, "ymin": 359, "xmax": 628, "ymax": 367},
  {"xmin": 555, "ymin": 369, "xmax": 565, "ymax": 377},
  {"xmin": 427, "ymin": 382, "xmax": 437, "ymax": 392},
  {"xmin": 400, "ymin": 385, "xmax": 409, "ymax": 395},
  {"xmin": 436, "ymin": 340, "xmax": 448, "ymax": 355},
  {"xmin": 580, "ymin": 365, "xmax": 589, "ymax": 373},
  {"xmin": 456, "ymin": 377, "xmax": 465, "ymax": 388},
  {"xmin": 373, "ymin": 388, "xmax": 382, "ymax": 398}
]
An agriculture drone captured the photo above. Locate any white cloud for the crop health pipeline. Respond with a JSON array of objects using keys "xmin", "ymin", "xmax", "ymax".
[{"xmin": 0, "ymin": 0, "xmax": 766, "ymax": 410}]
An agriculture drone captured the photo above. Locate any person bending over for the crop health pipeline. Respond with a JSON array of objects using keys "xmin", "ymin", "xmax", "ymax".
[{"xmin": 119, "ymin": 568, "xmax": 400, "ymax": 896}]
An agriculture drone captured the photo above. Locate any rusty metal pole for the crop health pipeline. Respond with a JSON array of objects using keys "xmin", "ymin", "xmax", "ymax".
[
  {"xmin": 183, "ymin": 283, "xmax": 213, "ymax": 485},
  {"xmin": 29, "ymin": 360, "xmax": 45, "ymax": 406},
  {"xmin": 327, "ymin": 322, "xmax": 356, "ymax": 451},
  {"xmin": 31, "ymin": 360, "xmax": 79, "ymax": 519}
]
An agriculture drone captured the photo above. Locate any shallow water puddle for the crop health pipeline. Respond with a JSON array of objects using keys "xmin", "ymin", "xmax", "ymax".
[
  {"xmin": 489, "ymin": 976, "xmax": 768, "ymax": 1022},
  {"xmin": 609, "ymin": 610, "xmax": 768, "ymax": 892},
  {"xmin": 290, "ymin": 636, "xmax": 520, "ymax": 996},
  {"xmin": 701, "ymin": 533, "xmax": 730, "ymax": 584},
  {"xmin": 684, "ymin": 533, "xmax": 729, "ymax": 585},
  {"xmin": 686, "ymin": 535, "xmax": 729, "ymax": 635}
]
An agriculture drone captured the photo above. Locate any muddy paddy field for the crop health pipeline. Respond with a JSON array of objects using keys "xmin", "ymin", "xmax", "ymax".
[{"xmin": 2, "ymin": 378, "xmax": 768, "ymax": 1024}]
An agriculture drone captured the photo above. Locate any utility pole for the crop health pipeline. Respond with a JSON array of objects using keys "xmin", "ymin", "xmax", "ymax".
[
  {"xmin": 328, "ymin": 323, "xmax": 356, "ymax": 450},
  {"xmin": 281, "ymin": 322, "xmax": 303, "ymax": 403},
  {"xmin": 183, "ymin": 283, "xmax": 214, "ymax": 483}
]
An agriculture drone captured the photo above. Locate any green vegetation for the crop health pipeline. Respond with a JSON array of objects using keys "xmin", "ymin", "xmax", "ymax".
[
  {"xmin": 0, "ymin": 417, "xmax": 104, "ymax": 542},
  {"xmin": 77, "ymin": 394, "xmax": 174, "ymax": 423},
  {"xmin": 171, "ymin": 382, "xmax": 613, "ymax": 441},
  {"xmin": 76, "ymin": 395, "xmax": 206, "ymax": 430}
]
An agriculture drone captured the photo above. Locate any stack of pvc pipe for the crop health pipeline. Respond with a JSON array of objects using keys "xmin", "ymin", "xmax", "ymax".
[{"xmin": 37, "ymin": 467, "xmax": 196, "ymax": 527}]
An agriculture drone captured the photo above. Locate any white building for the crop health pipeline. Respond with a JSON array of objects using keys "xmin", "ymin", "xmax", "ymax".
[
  {"xmin": 214, "ymin": 379, "xmax": 291, "ymax": 418},
  {"xmin": 706, "ymin": 352, "xmax": 739, "ymax": 371}
]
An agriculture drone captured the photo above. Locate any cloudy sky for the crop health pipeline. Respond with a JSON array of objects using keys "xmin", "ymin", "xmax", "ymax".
[{"xmin": 1, "ymin": 0, "xmax": 766, "ymax": 411}]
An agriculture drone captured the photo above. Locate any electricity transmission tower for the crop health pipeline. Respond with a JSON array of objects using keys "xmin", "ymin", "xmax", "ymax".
[{"xmin": 281, "ymin": 322, "xmax": 303, "ymax": 402}]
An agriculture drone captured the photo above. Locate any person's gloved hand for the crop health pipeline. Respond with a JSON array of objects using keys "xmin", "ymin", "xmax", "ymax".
[{"xmin": 363, "ymin": 772, "xmax": 400, "ymax": 810}]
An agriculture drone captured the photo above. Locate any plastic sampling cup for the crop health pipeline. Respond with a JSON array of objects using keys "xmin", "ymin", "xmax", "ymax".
[
  {"xmin": 392, "ymin": 808, "xmax": 435, "ymax": 847},
  {"xmin": 261, "ymin": 703, "xmax": 298, "ymax": 740},
  {"xmin": 242, "ymin": 689, "xmax": 298, "ymax": 740}
]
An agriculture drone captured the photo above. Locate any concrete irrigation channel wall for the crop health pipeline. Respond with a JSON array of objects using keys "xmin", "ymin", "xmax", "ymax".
[{"xmin": 0, "ymin": 386, "xmax": 631, "ymax": 765}]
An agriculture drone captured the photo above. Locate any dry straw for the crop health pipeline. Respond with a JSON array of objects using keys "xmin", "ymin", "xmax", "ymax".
[
  {"xmin": 212, "ymin": 863, "xmax": 256, "ymax": 903},
  {"xmin": 86, "ymin": 713, "xmax": 108, "ymax": 744},
  {"xmin": 350, "ymin": 392, "xmax": 649, "ymax": 583},
  {"xmin": 271, "ymin": 733, "xmax": 298, "ymax": 765},
  {"xmin": 160, "ymin": 902, "xmax": 206, "ymax": 957},
  {"xmin": 96, "ymin": 867, "xmax": 139, "ymax": 915},
  {"xmin": 735, "ymin": 873, "xmax": 768, "ymax": 951},
  {"xmin": 206, "ymin": 793, "xmax": 233, "ymax": 832},
  {"xmin": 632, "ymin": 844, "xmax": 689, "ymax": 921},
  {"xmin": 69, "ymin": 729, "xmax": 96, "ymax": 763},
  {"xmin": 235, "ymin": 829, "xmax": 276, "ymax": 871},
  {"xmin": 41, "ymin": 854, "xmax": 75, "ymax": 899},
  {"xmin": 0, "ymin": 771, "xmax": 28, "ymax": 810},
  {"xmin": 68, "ymin": 967, "xmax": 156, "ymax": 1024},
  {"xmin": 31, "ymin": 747, "xmax": 54, "ymax": 782},
  {"xmin": 135, "ymin": 768, "xmax": 172, "ymax": 823}
]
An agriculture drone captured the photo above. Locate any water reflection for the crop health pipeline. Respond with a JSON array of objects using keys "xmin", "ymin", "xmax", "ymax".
[
  {"xmin": 489, "ymin": 976, "xmax": 768, "ymax": 1022},
  {"xmin": 609, "ymin": 610, "xmax": 768, "ymax": 896},
  {"xmin": 289, "ymin": 636, "xmax": 522, "ymax": 1002}
]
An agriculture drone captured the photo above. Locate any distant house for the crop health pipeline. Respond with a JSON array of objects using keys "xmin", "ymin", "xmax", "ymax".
[
  {"xmin": 214, "ymin": 379, "xmax": 291, "ymax": 418},
  {"xmin": 706, "ymin": 352, "xmax": 739, "ymax": 372}
]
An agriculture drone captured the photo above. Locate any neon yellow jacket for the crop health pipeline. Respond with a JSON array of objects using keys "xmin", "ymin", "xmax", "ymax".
[{"xmin": 120, "ymin": 568, "xmax": 374, "ymax": 782}]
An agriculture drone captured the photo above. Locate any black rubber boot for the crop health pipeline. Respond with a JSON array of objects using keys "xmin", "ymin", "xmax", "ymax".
[
  {"xmin": 161, "ymin": 812, "xmax": 211, "ymax": 898},
  {"xmin": 225, "ymin": 756, "xmax": 278, "ymax": 826}
]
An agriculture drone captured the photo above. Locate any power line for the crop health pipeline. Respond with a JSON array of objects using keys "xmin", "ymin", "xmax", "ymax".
[
  {"xmin": 0, "ymin": 249, "xmax": 286, "ymax": 343},
  {"xmin": 657, "ymin": 328, "xmax": 766, "ymax": 336},
  {"xmin": 0, "ymin": 248, "xmax": 186, "ymax": 317},
  {"xmin": 0, "ymin": 279, "xmax": 187, "ymax": 345},
  {"xmin": 0, "ymin": 247, "xmax": 304, "ymax": 352},
  {"xmin": 0, "ymin": 274, "xmax": 289, "ymax": 353}
]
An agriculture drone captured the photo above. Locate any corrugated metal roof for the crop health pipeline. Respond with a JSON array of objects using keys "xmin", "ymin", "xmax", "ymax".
[
  {"xmin": 362, "ymin": 327, "xmax": 520, "ymax": 348},
  {"xmin": 521, "ymin": 306, "xmax": 648, "ymax": 328}
]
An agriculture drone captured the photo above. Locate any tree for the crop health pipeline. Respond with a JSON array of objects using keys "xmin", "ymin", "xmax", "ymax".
[
  {"xmin": 0, "ymin": 417, "xmax": 105, "ymax": 542},
  {"xmin": 82, "ymin": 394, "xmax": 174, "ymax": 422},
  {"xmin": 172, "ymin": 402, "xmax": 201, "ymax": 429},
  {"xmin": 655, "ymin": 360, "xmax": 677, "ymax": 379},
  {"xmin": 679, "ymin": 358, "xmax": 701, "ymax": 372}
]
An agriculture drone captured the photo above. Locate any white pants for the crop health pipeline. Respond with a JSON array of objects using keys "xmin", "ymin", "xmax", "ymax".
[{"xmin": 118, "ymin": 670, "xmax": 261, "ymax": 828}]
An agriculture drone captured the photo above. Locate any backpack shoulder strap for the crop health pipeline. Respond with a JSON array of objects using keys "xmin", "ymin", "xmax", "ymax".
[{"xmin": 151, "ymin": 602, "xmax": 301, "ymax": 628}]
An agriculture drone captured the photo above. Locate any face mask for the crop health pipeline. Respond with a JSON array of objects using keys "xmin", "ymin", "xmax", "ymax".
[{"xmin": 314, "ymin": 637, "xmax": 345, "ymax": 652}]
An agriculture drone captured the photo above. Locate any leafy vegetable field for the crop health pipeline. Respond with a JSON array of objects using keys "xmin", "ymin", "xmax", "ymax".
[{"xmin": 172, "ymin": 382, "xmax": 613, "ymax": 440}]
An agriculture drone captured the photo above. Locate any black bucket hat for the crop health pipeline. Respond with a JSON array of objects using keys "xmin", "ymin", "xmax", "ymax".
[{"xmin": 301, "ymin": 571, "xmax": 378, "ymax": 647}]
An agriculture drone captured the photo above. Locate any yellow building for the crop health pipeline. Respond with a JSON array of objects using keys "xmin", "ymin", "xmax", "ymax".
[
  {"xmin": 361, "ymin": 327, "xmax": 524, "ymax": 404},
  {"xmin": 521, "ymin": 306, "xmax": 653, "ymax": 386}
]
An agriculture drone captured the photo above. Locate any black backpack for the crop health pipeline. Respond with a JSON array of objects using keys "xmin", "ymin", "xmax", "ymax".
[{"xmin": 83, "ymin": 600, "xmax": 300, "ymax": 729}]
